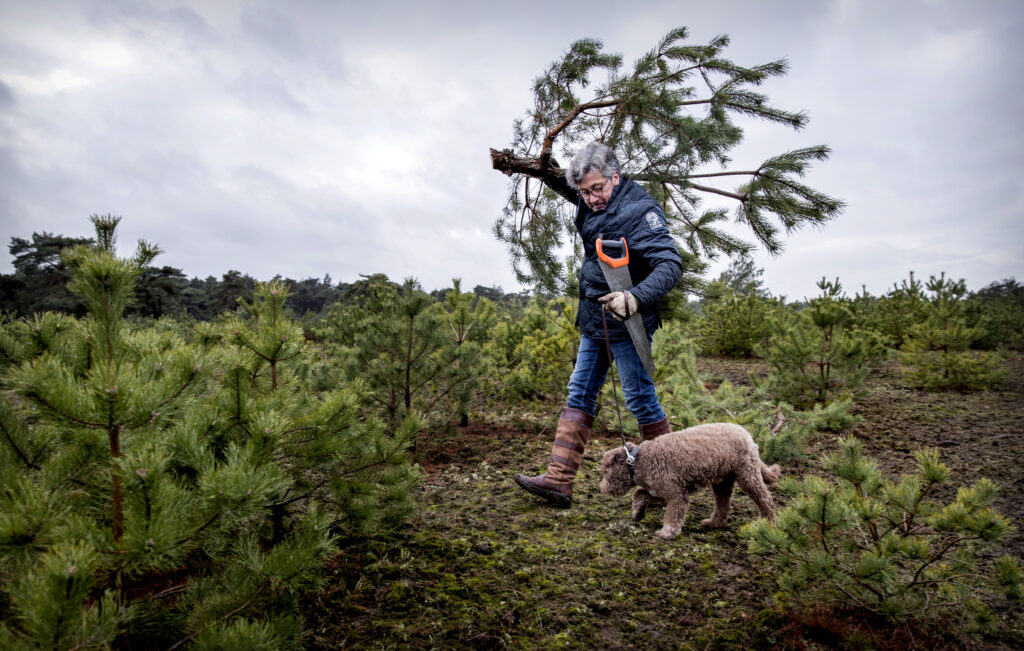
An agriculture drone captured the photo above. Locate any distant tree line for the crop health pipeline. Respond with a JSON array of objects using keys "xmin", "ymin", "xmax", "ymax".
[{"xmin": 0, "ymin": 231, "xmax": 533, "ymax": 320}]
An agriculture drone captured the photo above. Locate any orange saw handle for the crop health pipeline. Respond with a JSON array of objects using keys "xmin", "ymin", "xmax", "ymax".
[{"xmin": 596, "ymin": 238, "xmax": 629, "ymax": 269}]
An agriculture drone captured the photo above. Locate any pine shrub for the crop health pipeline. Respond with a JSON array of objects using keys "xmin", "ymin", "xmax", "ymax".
[
  {"xmin": 655, "ymin": 321, "xmax": 825, "ymax": 464},
  {"xmin": 0, "ymin": 217, "xmax": 420, "ymax": 648},
  {"xmin": 441, "ymin": 279, "xmax": 496, "ymax": 426},
  {"xmin": 695, "ymin": 289, "xmax": 774, "ymax": 358},
  {"xmin": 317, "ymin": 277, "xmax": 479, "ymax": 436},
  {"xmin": 742, "ymin": 436, "xmax": 1023, "ymax": 630},
  {"xmin": 900, "ymin": 273, "xmax": 1007, "ymax": 390},
  {"xmin": 873, "ymin": 271, "xmax": 929, "ymax": 350},
  {"xmin": 498, "ymin": 295, "xmax": 578, "ymax": 405},
  {"xmin": 754, "ymin": 278, "xmax": 871, "ymax": 410},
  {"xmin": 968, "ymin": 278, "xmax": 1024, "ymax": 351}
]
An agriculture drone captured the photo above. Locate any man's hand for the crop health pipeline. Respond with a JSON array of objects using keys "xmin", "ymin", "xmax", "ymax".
[{"xmin": 598, "ymin": 291, "xmax": 638, "ymax": 321}]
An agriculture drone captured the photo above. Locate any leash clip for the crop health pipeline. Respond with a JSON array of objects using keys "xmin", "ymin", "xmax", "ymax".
[{"xmin": 623, "ymin": 443, "xmax": 637, "ymax": 466}]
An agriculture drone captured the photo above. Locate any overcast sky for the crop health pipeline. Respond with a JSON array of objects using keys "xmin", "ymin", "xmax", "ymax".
[{"xmin": 1, "ymin": 0, "xmax": 1021, "ymax": 300}]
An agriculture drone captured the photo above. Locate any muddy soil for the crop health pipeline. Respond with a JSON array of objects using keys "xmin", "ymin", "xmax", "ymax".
[{"xmin": 306, "ymin": 357, "xmax": 1024, "ymax": 650}]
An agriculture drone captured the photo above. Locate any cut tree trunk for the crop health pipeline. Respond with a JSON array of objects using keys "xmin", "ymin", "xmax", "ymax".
[{"xmin": 489, "ymin": 148, "xmax": 565, "ymax": 183}]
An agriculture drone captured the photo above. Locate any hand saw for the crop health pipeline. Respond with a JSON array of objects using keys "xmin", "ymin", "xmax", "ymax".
[{"xmin": 595, "ymin": 237, "xmax": 656, "ymax": 379}]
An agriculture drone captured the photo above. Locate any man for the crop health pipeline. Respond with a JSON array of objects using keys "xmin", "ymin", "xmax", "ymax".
[{"xmin": 515, "ymin": 142, "xmax": 684, "ymax": 505}]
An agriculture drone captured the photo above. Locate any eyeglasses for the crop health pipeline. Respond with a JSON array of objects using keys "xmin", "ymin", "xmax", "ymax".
[{"xmin": 579, "ymin": 177, "xmax": 612, "ymax": 200}]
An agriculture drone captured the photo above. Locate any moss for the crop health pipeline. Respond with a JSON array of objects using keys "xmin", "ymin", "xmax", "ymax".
[{"xmin": 304, "ymin": 358, "xmax": 1024, "ymax": 650}]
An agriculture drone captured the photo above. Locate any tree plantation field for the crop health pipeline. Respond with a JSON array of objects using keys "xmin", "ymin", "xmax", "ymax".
[
  {"xmin": 1, "ymin": 216, "xmax": 1023, "ymax": 649},
  {"xmin": 304, "ymin": 356, "xmax": 1024, "ymax": 650}
]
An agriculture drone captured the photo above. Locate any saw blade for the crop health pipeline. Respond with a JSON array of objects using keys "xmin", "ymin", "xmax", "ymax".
[{"xmin": 595, "ymin": 238, "xmax": 656, "ymax": 379}]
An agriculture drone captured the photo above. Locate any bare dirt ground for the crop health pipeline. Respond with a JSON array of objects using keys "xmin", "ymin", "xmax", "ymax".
[{"xmin": 306, "ymin": 357, "xmax": 1024, "ymax": 649}]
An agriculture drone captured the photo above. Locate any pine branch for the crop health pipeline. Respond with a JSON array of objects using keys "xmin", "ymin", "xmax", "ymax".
[
  {"xmin": 267, "ymin": 452, "xmax": 409, "ymax": 510},
  {"xmin": 539, "ymin": 98, "xmax": 620, "ymax": 169},
  {"xmin": 173, "ymin": 511, "xmax": 223, "ymax": 548},
  {"xmin": 0, "ymin": 414, "xmax": 38, "ymax": 469},
  {"xmin": 24, "ymin": 390, "xmax": 104, "ymax": 428},
  {"xmin": 907, "ymin": 534, "xmax": 974, "ymax": 589},
  {"xmin": 688, "ymin": 182, "xmax": 746, "ymax": 201},
  {"xmin": 687, "ymin": 170, "xmax": 760, "ymax": 178},
  {"xmin": 166, "ymin": 577, "xmax": 272, "ymax": 651},
  {"xmin": 123, "ymin": 369, "xmax": 199, "ymax": 429}
]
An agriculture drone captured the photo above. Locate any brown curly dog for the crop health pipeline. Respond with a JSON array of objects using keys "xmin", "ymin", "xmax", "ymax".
[{"xmin": 599, "ymin": 422, "xmax": 781, "ymax": 540}]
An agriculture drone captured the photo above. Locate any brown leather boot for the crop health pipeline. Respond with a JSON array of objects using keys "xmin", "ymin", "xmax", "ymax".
[
  {"xmin": 514, "ymin": 407, "xmax": 593, "ymax": 506},
  {"xmin": 640, "ymin": 417, "xmax": 672, "ymax": 441}
]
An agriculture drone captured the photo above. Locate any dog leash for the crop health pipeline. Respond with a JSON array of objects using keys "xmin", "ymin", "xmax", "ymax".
[{"xmin": 601, "ymin": 305, "xmax": 638, "ymax": 467}]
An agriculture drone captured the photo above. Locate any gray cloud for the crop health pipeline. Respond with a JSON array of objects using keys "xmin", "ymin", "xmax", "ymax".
[
  {"xmin": 239, "ymin": 5, "xmax": 306, "ymax": 60},
  {"xmin": 0, "ymin": 78, "xmax": 12, "ymax": 108}
]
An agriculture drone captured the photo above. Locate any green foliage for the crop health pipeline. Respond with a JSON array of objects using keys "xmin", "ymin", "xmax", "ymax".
[
  {"xmin": 695, "ymin": 289, "xmax": 775, "ymax": 357},
  {"xmin": 968, "ymin": 277, "xmax": 1024, "ymax": 351},
  {"xmin": 1, "ymin": 230, "xmax": 94, "ymax": 317},
  {"xmin": 493, "ymin": 26, "xmax": 843, "ymax": 292},
  {"xmin": 754, "ymin": 278, "xmax": 871, "ymax": 410},
  {"xmin": 0, "ymin": 219, "xmax": 420, "ymax": 647},
  {"xmin": 873, "ymin": 271, "xmax": 929, "ymax": 350},
  {"xmin": 441, "ymin": 279, "xmax": 497, "ymax": 425},
  {"xmin": 133, "ymin": 265, "xmax": 188, "ymax": 318},
  {"xmin": 845, "ymin": 286, "xmax": 896, "ymax": 359},
  {"xmin": 655, "ymin": 320, "xmax": 842, "ymax": 464},
  {"xmin": 742, "ymin": 436, "xmax": 1023, "ymax": 628},
  {"xmin": 715, "ymin": 255, "xmax": 768, "ymax": 297},
  {"xmin": 317, "ymin": 277, "xmax": 478, "ymax": 435},
  {"xmin": 900, "ymin": 273, "xmax": 1007, "ymax": 390},
  {"xmin": 1, "ymin": 542, "xmax": 124, "ymax": 649},
  {"xmin": 229, "ymin": 278, "xmax": 305, "ymax": 391},
  {"xmin": 492, "ymin": 295, "xmax": 578, "ymax": 407}
]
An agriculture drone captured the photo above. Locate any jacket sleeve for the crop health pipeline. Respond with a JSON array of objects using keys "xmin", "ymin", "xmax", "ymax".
[
  {"xmin": 542, "ymin": 174, "xmax": 579, "ymax": 205},
  {"xmin": 626, "ymin": 206, "xmax": 684, "ymax": 309}
]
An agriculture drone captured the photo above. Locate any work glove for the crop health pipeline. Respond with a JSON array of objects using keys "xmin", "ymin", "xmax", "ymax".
[{"xmin": 598, "ymin": 291, "xmax": 638, "ymax": 321}]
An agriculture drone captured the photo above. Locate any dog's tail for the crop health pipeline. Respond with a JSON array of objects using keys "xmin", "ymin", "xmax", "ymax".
[{"xmin": 760, "ymin": 462, "xmax": 781, "ymax": 486}]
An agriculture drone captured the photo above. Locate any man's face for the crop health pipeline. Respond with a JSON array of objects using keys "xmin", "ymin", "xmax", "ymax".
[{"xmin": 577, "ymin": 169, "xmax": 619, "ymax": 211}]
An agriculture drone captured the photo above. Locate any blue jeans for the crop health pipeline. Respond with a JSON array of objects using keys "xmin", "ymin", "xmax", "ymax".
[{"xmin": 566, "ymin": 333, "xmax": 666, "ymax": 425}]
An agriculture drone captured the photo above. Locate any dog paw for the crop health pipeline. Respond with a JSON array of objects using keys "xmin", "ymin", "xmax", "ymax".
[
  {"xmin": 654, "ymin": 527, "xmax": 680, "ymax": 540},
  {"xmin": 631, "ymin": 505, "xmax": 647, "ymax": 521},
  {"xmin": 700, "ymin": 518, "xmax": 724, "ymax": 530}
]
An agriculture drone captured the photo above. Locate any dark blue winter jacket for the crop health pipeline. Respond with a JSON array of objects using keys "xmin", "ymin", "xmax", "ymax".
[{"xmin": 572, "ymin": 175, "xmax": 683, "ymax": 341}]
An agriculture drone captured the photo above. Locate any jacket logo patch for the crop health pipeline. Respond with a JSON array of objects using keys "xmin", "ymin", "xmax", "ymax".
[{"xmin": 645, "ymin": 212, "xmax": 664, "ymax": 230}]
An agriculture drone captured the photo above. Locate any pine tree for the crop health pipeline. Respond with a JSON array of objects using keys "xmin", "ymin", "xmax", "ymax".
[
  {"xmin": 715, "ymin": 254, "xmax": 768, "ymax": 296},
  {"xmin": 900, "ymin": 273, "xmax": 1006, "ymax": 390},
  {"xmin": 4, "ymin": 231, "xmax": 94, "ymax": 316},
  {"xmin": 0, "ymin": 218, "xmax": 420, "ymax": 647},
  {"xmin": 754, "ymin": 278, "xmax": 870, "ymax": 410},
  {"xmin": 490, "ymin": 26, "xmax": 843, "ymax": 292},
  {"xmin": 742, "ymin": 436, "xmax": 1023, "ymax": 627},
  {"xmin": 696, "ymin": 289, "xmax": 775, "ymax": 358},
  {"xmin": 504, "ymin": 295, "xmax": 579, "ymax": 406},
  {"xmin": 441, "ymin": 279, "xmax": 496, "ymax": 426},
  {"xmin": 861, "ymin": 271, "xmax": 928, "ymax": 350},
  {"xmin": 11, "ymin": 215, "xmax": 196, "ymax": 543},
  {"xmin": 319, "ymin": 277, "xmax": 476, "ymax": 441},
  {"xmin": 969, "ymin": 278, "xmax": 1024, "ymax": 351},
  {"xmin": 846, "ymin": 285, "xmax": 895, "ymax": 359},
  {"xmin": 1, "ymin": 215, "xmax": 204, "ymax": 646}
]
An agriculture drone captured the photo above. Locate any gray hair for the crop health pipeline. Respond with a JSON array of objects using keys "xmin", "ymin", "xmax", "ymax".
[{"xmin": 566, "ymin": 142, "xmax": 620, "ymax": 189}]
